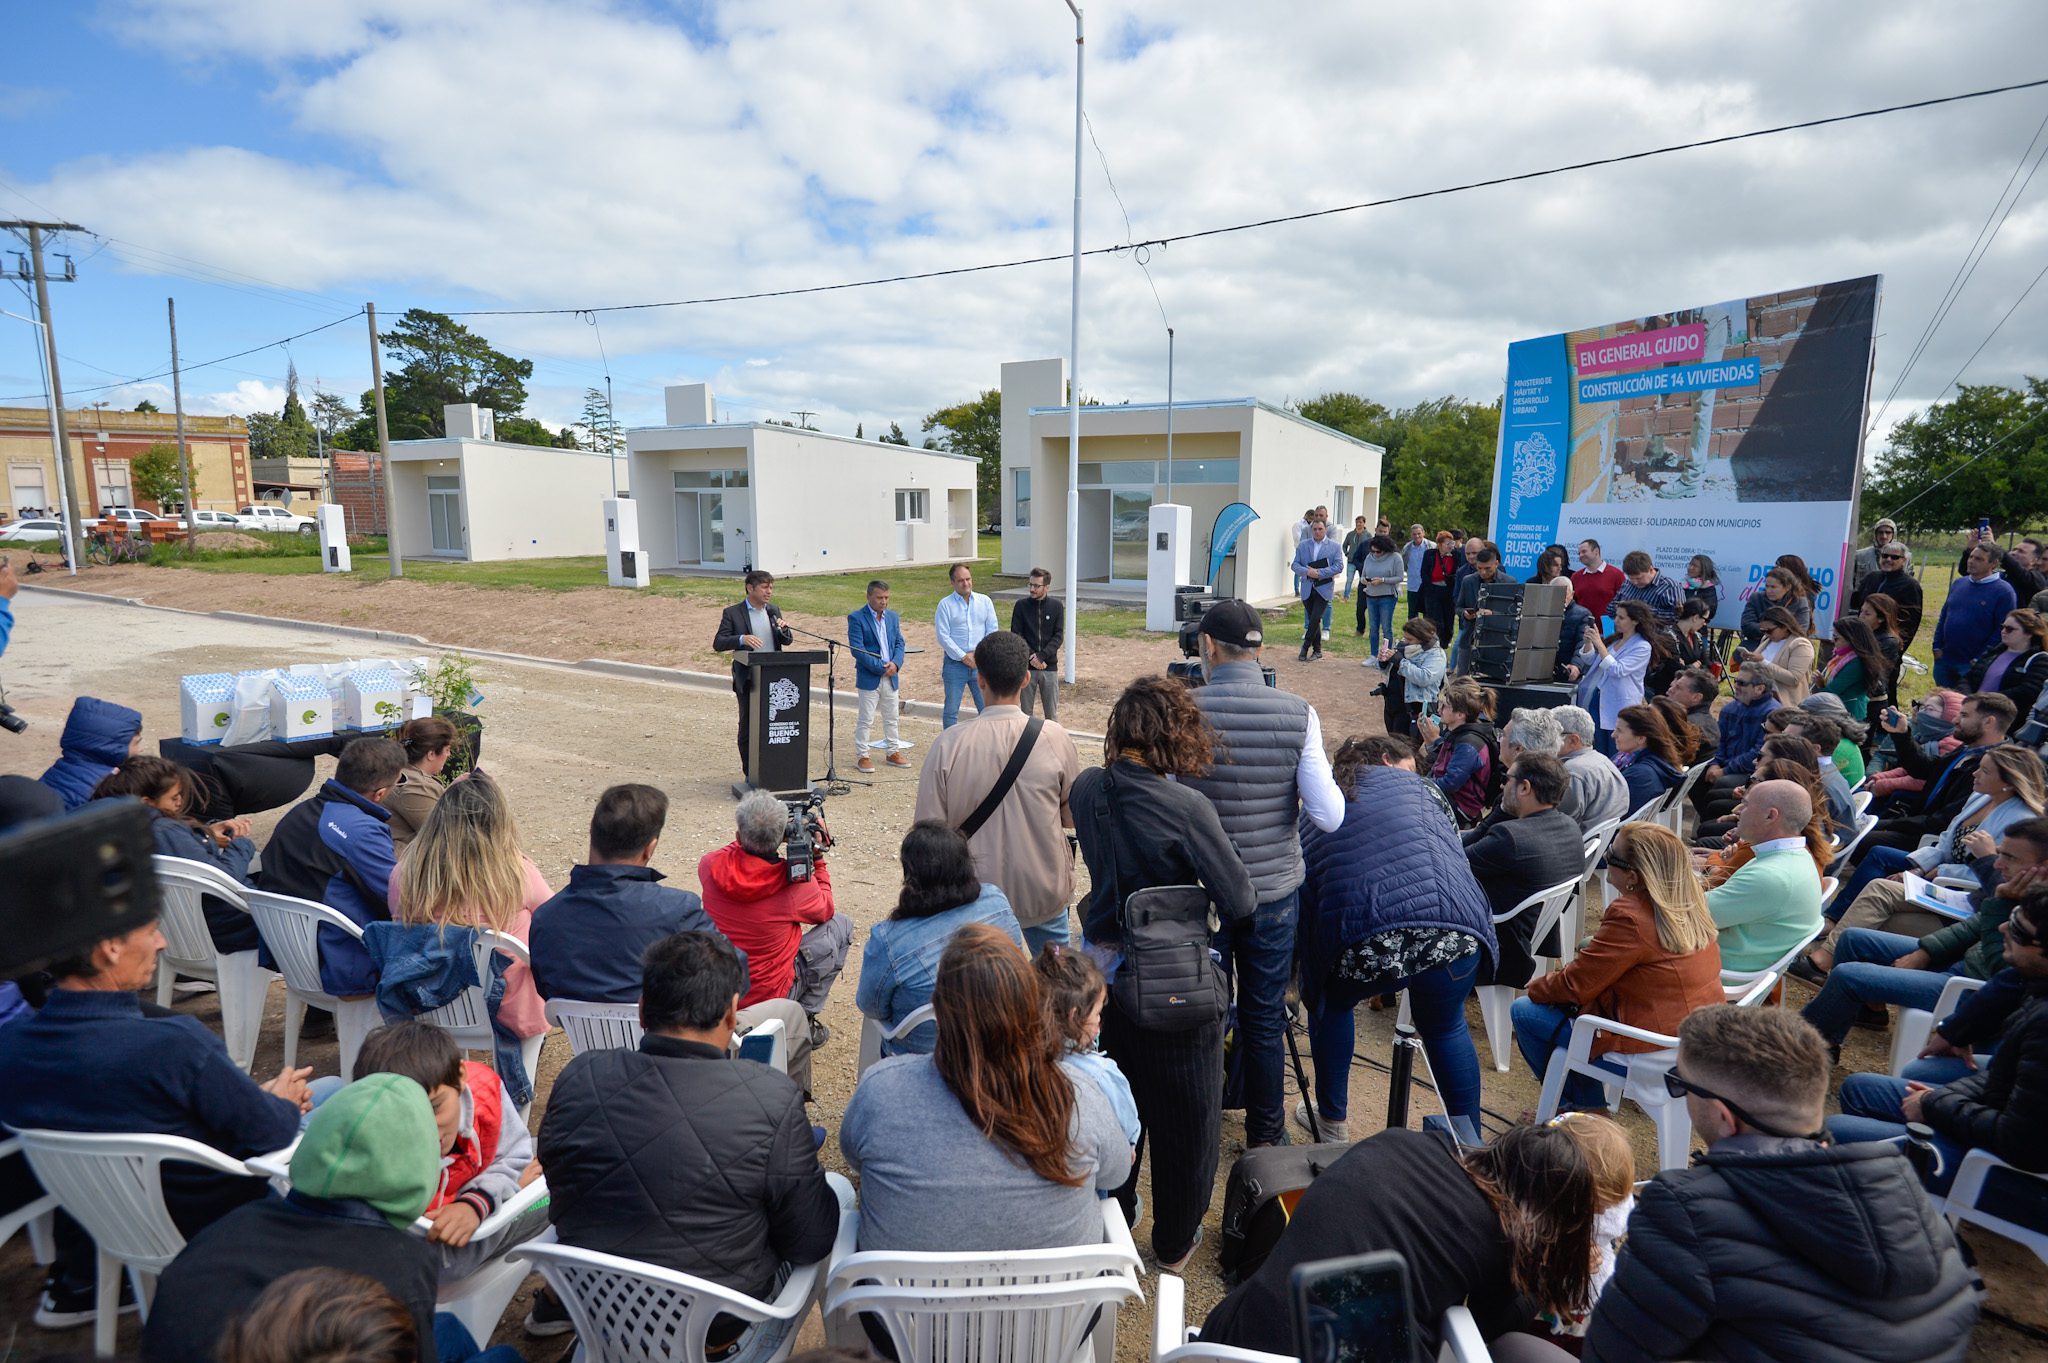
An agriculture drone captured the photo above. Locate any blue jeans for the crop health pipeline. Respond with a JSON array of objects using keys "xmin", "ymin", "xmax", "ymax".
[
  {"xmin": 1215, "ymin": 891, "xmax": 1299, "ymax": 1145},
  {"xmin": 1511, "ymin": 997, "xmax": 1627, "ymax": 1111},
  {"xmin": 296, "ymin": 1074, "xmax": 346, "ymax": 1130},
  {"xmin": 434, "ymin": 1311, "xmax": 525, "ymax": 1362},
  {"xmin": 1366, "ymin": 596, "xmax": 1396, "ymax": 656},
  {"xmin": 1449, "ymin": 625, "xmax": 1470, "ymax": 675},
  {"xmin": 1825, "ymin": 1073, "xmax": 1963, "ymax": 1194},
  {"xmin": 1799, "ymin": 927, "xmax": 1969, "ymax": 1044},
  {"xmin": 1023, "ymin": 911, "xmax": 1071, "ymax": 956},
  {"xmin": 1932, "ymin": 657, "xmax": 1970, "ymax": 689},
  {"xmin": 941, "ymin": 657, "xmax": 984, "ymax": 728},
  {"xmin": 1832, "ymin": 845, "xmax": 1914, "ymax": 921},
  {"xmin": 1342, "ymin": 563, "xmax": 1360, "ymax": 598},
  {"xmin": 1308, "ymin": 951, "xmax": 1481, "ymax": 1125}
]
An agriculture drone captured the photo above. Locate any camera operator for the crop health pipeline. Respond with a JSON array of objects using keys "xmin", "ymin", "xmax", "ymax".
[
  {"xmin": 1373, "ymin": 616, "xmax": 1447, "ymax": 739},
  {"xmin": 699, "ymin": 789, "xmax": 852, "ymax": 1057}
]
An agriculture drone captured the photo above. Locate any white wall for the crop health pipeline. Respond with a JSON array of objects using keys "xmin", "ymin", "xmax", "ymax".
[
  {"xmin": 456, "ymin": 443, "xmax": 616, "ymax": 561},
  {"xmin": 750, "ymin": 431, "xmax": 976, "ymax": 576},
  {"xmin": 1238, "ymin": 408, "xmax": 1385, "ymax": 605},
  {"xmin": 623, "ymin": 442, "xmax": 751, "ymax": 570},
  {"xmin": 388, "ymin": 456, "xmax": 438, "ymax": 558},
  {"xmin": 1000, "ymin": 359, "xmax": 1065, "ymax": 578}
]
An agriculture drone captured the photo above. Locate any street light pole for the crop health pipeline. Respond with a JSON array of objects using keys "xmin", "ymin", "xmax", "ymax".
[{"xmin": 1061, "ymin": 0, "xmax": 1084, "ymax": 686}]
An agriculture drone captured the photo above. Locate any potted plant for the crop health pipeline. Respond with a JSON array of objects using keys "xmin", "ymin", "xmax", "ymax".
[{"xmin": 407, "ymin": 653, "xmax": 486, "ymax": 777}]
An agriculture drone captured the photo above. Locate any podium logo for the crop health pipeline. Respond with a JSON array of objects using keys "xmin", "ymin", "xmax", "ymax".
[
  {"xmin": 1509, "ymin": 430, "xmax": 1558, "ymax": 517},
  {"xmin": 767, "ymin": 678, "xmax": 801, "ymax": 720}
]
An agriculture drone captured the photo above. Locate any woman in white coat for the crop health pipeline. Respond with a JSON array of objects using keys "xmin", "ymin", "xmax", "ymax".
[{"xmin": 1576, "ymin": 601, "xmax": 1669, "ymax": 756}]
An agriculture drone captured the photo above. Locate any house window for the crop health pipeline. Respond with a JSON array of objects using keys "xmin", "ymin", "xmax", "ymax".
[
  {"xmin": 1172, "ymin": 459, "xmax": 1239, "ymax": 485},
  {"xmin": 1014, "ymin": 470, "xmax": 1031, "ymax": 527},
  {"xmin": 895, "ymin": 489, "xmax": 929, "ymax": 523},
  {"xmin": 672, "ymin": 468, "xmax": 747, "ymax": 489},
  {"xmin": 1333, "ymin": 487, "xmax": 1353, "ymax": 526},
  {"xmin": 92, "ymin": 457, "xmax": 132, "ymax": 509},
  {"xmin": 8, "ymin": 463, "xmax": 47, "ymax": 512}
]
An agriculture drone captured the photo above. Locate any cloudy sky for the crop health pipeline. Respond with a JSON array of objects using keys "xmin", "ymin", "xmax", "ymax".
[{"xmin": 5, "ymin": 0, "xmax": 2046, "ymax": 450}]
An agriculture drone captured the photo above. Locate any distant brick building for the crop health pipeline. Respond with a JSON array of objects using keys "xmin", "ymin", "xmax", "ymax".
[
  {"xmin": 331, "ymin": 449, "xmax": 388, "ymax": 534},
  {"xmin": 0, "ymin": 406, "xmax": 252, "ymax": 516}
]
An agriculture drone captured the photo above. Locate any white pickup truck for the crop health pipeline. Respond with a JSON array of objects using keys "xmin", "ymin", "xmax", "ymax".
[{"xmin": 236, "ymin": 505, "xmax": 318, "ymax": 535}]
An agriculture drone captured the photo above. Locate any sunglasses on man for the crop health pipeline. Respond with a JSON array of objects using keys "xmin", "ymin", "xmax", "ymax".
[{"xmin": 1662, "ymin": 1067, "xmax": 1827, "ymax": 1141}]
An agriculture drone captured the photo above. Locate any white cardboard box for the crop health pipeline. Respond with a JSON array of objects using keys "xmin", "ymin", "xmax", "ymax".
[
  {"xmin": 341, "ymin": 667, "xmax": 409, "ymax": 732},
  {"xmin": 269, "ymin": 674, "xmax": 334, "ymax": 742},
  {"xmin": 179, "ymin": 673, "xmax": 237, "ymax": 745}
]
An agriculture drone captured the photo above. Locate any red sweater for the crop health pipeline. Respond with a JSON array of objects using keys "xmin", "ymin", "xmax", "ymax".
[
  {"xmin": 698, "ymin": 843, "xmax": 836, "ymax": 1007},
  {"xmin": 1571, "ymin": 563, "xmax": 1625, "ymax": 619}
]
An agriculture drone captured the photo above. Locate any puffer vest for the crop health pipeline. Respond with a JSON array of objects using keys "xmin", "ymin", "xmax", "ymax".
[{"xmin": 1183, "ymin": 660, "xmax": 1312, "ymax": 900}]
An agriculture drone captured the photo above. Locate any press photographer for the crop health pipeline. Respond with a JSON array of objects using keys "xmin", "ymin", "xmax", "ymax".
[{"xmin": 1372, "ymin": 616, "xmax": 1447, "ymax": 739}]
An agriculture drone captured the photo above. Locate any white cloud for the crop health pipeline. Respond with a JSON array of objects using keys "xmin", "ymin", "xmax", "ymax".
[{"xmin": 22, "ymin": 0, "xmax": 2048, "ymax": 451}]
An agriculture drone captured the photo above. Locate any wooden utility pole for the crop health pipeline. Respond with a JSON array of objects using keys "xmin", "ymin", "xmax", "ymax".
[
  {"xmin": 167, "ymin": 298, "xmax": 196, "ymax": 549},
  {"xmin": 3, "ymin": 220, "xmax": 84, "ymax": 567},
  {"xmin": 367, "ymin": 303, "xmax": 399, "ymax": 576}
]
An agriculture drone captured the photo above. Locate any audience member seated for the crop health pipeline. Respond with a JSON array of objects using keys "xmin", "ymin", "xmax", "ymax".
[
  {"xmin": 1965, "ymin": 608, "xmax": 2048, "ymax": 719},
  {"xmin": 0, "ymin": 911, "xmax": 310, "ymax": 1332},
  {"xmin": 701, "ymin": 788, "xmax": 853, "ymax": 1049},
  {"xmin": 1798, "ymin": 691, "xmax": 1871, "ymax": 781},
  {"xmin": 1668, "ymin": 598, "xmax": 1715, "ymax": 676},
  {"xmin": 1611, "ymin": 702, "xmax": 1689, "ymax": 813},
  {"xmin": 93, "ymin": 755, "xmax": 260, "ymax": 953},
  {"xmin": 1202, "ymin": 1122, "xmax": 1594, "ymax": 1361},
  {"xmin": 1832, "ymin": 745, "xmax": 2046, "ymax": 917},
  {"xmin": 1034, "ymin": 943, "xmax": 1141, "ymax": 1162},
  {"xmin": 1697, "ymin": 731, "xmax": 1831, "ymax": 846},
  {"xmin": 855, "ymin": 821, "xmax": 1022, "ymax": 1056},
  {"xmin": 36, "ymin": 694, "xmax": 142, "ymax": 810},
  {"xmin": 1738, "ymin": 564, "xmax": 1814, "ymax": 647},
  {"xmin": 1696, "ymin": 756, "xmax": 1835, "ymax": 892},
  {"xmin": 1777, "ymin": 710, "xmax": 1855, "ymax": 822},
  {"xmin": 536, "ymin": 930, "xmax": 838, "ymax": 1345},
  {"xmin": 1692, "ymin": 665, "xmax": 1782, "ymax": 818},
  {"xmin": 1465, "ymin": 754, "xmax": 1585, "ymax": 989},
  {"xmin": 212, "ymin": 1267, "xmax": 420, "ymax": 1363},
  {"xmin": 1829, "ymin": 894, "xmax": 2048, "ymax": 1198},
  {"xmin": 1535, "ymin": 1113, "xmax": 1638, "ymax": 1346},
  {"xmin": 1554, "ymin": 704, "xmax": 1630, "ymax": 833},
  {"xmin": 1418, "ymin": 679, "xmax": 1499, "ymax": 826},
  {"xmin": 385, "ymin": 715, "xmax": 459, "ymax": 853},
  {"xmin": 140, "ymin": 1074, "xmax": 521, "ymax": 1363},
  {"xmin": 387, "ymin": 770, "xmax": 550, "ymax": 1043},
  {"xmin": 1704, "ymin": 780, "xmax": 1824, "ymax": 973},
  {"xmin": 1820, "ymin": 616, "xmax": 1894, "ymax": 722},
  {"xmin": 1515, "ymin": 824, "xmax": 1724, "ymax": 1108},
  {"xmin": 843, "ymin": 923, "xmax": 1131, "ymax": 1261},
  {"xmin": 1667, "ymin": 667, "xmax": 1720, "ymax": 761},
  {"xmin": 353, "ymin": 1020, "xmax": 550, "ymax": 1283},
  {"xmin": 1584, "ymin": 1006, "xmax": 1979, "ymax": 1361},
  {"xmin": 1801, "ymin": 821, "xmax": 2048, "ymax": 1064},
  {"xmin": 1867, "ymin": 692, "xmax": 2014, "ymax": 854},
  {"xmin": 1299, "ymin": 743, "xmax": 1495, "ymax": 1144}
]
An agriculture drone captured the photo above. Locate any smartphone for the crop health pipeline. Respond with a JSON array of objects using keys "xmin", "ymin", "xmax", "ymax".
[
  {"xmin": 1290, "ymin": 1251, "xmax": 1418, "ymax": 1363},
  {"xmin": 1885, "ymin": 706, "xmax": 1903, "ymax": 728}
]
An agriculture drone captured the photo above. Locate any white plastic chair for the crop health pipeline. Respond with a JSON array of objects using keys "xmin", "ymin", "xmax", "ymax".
[
  {"xmin": 1437, "ymin": 1306, "xmax": 1493, "ymax": 1363},
  {"xmin": 857, "ymin": 1002, "xmax": 938, "ymax": 1078},
  {"xmin": 1477, "ymin": 877, "xmax": 1581, "ymax": 1074},
  {"xmin": 242, "ymin": 888, "xmax": 384, "ymax": 1080},
  {"xmin": 411, "ymin": 927, "xmax": 547, "ymax": 1113},
  {"xmin": 427, "ymin": 1175, "xmax": 556, "ymax": 1344},
  {"xmin": 1889, "ymin": 975, "xmax": 1988, "ymax": 1075},
  {"xmin": 512, "ymin": 1172, "xmax": 855, "ymax": 1363},
  {"xmin": 15, "ymin": 1128, "xmax": 268, "ymax": 1356},
  {"xmin": 735, "ymin": 1016, "xmax": 789, "ymax": 1073},
  {"xmin": 0, "ymin": 1135, "xmax": 58, "ymax": 1268},
  {"xmin": 824, "ymin": 1197, "xmax": 1142, "ymax": 1363},
  {"xmin": 152, "ymin": 855, "xmax": 278, "ymax": 1072},
  {"xmin": 1826, "ymin": 814, "xmax": 1879, "ymax": 877},
  {"xmin": 1851, "ymin": 788, "xmax": 1873, "ymax": 820},
  {"xmin": 1720, "ymin": 924, "xmax": 1824, "ymax": 1003},
  {"xmin": 1152, "ymin": 1273, "xmax": 1295, "ymax": 1363},
  {"xmin": 1816, "ymin": 874, "xmax": 1845, "ymax": 918},
  {"xmin": 545, "ymin": 998, "xmax": 646, "ymax": 1055},
  {"xmin": 1940, "ymin": 1148, "xmax": 2048, "ymax": 1267},
  {"xmin": 1650, "ymin": 761, "xmax": 1715, "ymax": 836}
]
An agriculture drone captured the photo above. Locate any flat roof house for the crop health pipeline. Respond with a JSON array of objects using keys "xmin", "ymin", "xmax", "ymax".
[
  {"xmin": 999, "ymin": 359, "xmax": 1386, "ymax": 606},
  {"xmin": 386, "ymin": 404, "xmax": 616, "ymax": 561},
  {"xmin": 625, "ymin": 384, "xmax": 978, "ymax": 576}
]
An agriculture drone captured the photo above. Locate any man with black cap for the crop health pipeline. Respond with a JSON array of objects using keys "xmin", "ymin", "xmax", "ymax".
[{"xmin": 1180, "ymin": 599, "xmax": 1344, "ymax": 1147}]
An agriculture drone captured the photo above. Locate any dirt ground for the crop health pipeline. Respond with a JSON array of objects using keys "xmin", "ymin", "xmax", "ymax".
[{"xmin": 1, "ymin": 588, "xmax": 2040, "ymax": 1360}]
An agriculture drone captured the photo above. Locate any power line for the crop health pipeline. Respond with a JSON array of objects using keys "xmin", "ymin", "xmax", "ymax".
[
  {"xmin": 442, "ymin": 75, "xmax": 2048, "ymax": 319},
  {"xmin": 0, "ymin": 309, "xmax": 364, "ymax": 405}
]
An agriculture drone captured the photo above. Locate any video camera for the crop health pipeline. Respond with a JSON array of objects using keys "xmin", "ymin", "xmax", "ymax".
[
  {"xmin": 782, "ymin": 789, "xmax": 832, "ymax": 883},
  {"xmin": 0, "ymin": 701, "xmax": 22, "ymax": 734}
]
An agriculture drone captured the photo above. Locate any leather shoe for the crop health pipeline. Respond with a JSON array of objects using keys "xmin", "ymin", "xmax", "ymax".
[
  {"xmin": 1786, "ymin": 955, "xmax": 1828, "ymax": 987},
  {"xmin": 885, "ymin": 752, "xmax": 911, "ymax": 768},
  {"xmin": 856, "ymin": 757, "xmax": 875, "ymax": 773}
]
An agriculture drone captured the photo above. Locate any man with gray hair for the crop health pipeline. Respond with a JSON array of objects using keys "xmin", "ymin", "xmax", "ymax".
[
  {"xmin": 698, "ymin": 789, "xmax": 852, "ymax": 1070},
  {"xmin": 1500, "ymin": 707, "xmax": 1562, "ymax": 766},
  {"xmin": 1554, "ymin": 704, "xmax": 1629, "ymax": 833}
]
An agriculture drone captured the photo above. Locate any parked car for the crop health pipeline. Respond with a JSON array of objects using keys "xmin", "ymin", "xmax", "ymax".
[
  {"xmin": 184, "ymin": 508, "xmax": 243, "ymax": 531},
  {"xmin": 236, "ymin": 505, "xmax": 318, "ymax": 535},
  {"xmin": 100, "ymin": 506, "xmax": 179, "ymax": 531},
  {"xmin": 0, "ymin": 518, "xmax": 65, "ymax": 542}
]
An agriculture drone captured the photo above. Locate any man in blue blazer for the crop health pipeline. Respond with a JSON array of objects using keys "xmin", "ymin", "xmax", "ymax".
[{"xmin": 849, "ymin": 578, "xmax": 910, "ymax": 773}]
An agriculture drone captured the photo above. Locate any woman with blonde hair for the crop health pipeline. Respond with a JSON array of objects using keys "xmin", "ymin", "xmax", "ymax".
[
  {"xmin": 388, "ymin": 769, "xmax": 550, "ymax": 1040},
  {"xmin": 1513, "ymin": 823, "xmax": 1724, "ymax": 1111}
]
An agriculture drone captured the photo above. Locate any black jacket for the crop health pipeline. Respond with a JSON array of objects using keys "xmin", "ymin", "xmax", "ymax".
[
  {"xmin": 1071, "ymin": 758, "xmax": 1256, "ymax": 946},
  {"xmin": 529, "ymin": 863, "xmax": 725, "ymax": 1004},
  {"xmin": 538, "ymin": 1034, "xmax": 838, "ymax": 1300},
  {"xmin": 1921, "ymin": 974, "xmax": 2048, "ymax": 1172},
  {"xmin": 1584, "ymin": 1136, "xmax": 1979, "ymax": 1363},
  {"xmin": 714, "ymin": 600, "xmax": 794, "ymax": 692},
  {"xmin": 1462, "ymin": 807, "xmax": 1584, "ymax": 987},
  {"xmin": 1010, "ymin": 595, "xmax": 1065, "ymax": 668},
  {"xmin": 1881, "ymin": 743, "xmax": 1990, "ymax": 841},
  {"xmin": 256, "ymin": 788, "xmax": 342, "ymax": 904},
  {"xmin": 1850, "ymin": 568, "xmax": 1925, "ymax": 647},
  {"xmin": 1965, "ymin": 643, "xmax": 2048, "ymax": 720}
]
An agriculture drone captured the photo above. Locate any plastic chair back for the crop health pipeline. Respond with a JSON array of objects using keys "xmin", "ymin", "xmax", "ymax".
[
  {"xmin": 415, "ymin": 928, "xmax": 530, "ymax": 1049},
  {"xmin": 857, "ymin": 1002, "xmax": 939, "ymax": 1077},
  {"xmin": 152, "ymin": 855, "xmax": 245, "ymax": 981},
  {"xmin": 14, "ymin": 1128, "xmax": 261, "ymax": 1275},
  {"xmin": 244, "ymin": 888, "xmax": 360, "ymax": 1002},
  {"xmin": 546, "ymin": 998, "xmax": 646, "ymax": 1055},
  {"xmin": 1152, "ymin": 1273, "xmax": 1295, "ymax": 1363},
  {"xmin": 1721, "ymin": 924, "xmax": 1824, "ymax": 1002}
]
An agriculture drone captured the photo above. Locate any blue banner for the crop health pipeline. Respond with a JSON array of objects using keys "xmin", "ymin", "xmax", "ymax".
[
  {"xmin": 1575, "ymin": 356, "xmax": 1761, "ymax": 405},
  {"xmin": 1490, "ymin": 335, "xmax": 1571, "ymax": 579}
]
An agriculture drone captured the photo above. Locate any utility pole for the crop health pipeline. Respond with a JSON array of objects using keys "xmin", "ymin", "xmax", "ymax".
[
  {"xmin": 3, "ymin": 220, "xmax": 84, "ymax": 568},
  {"xmin": 367, "ymin": 304, "xmax": 399, "ymax": 577},
  {"xmin": 790, "ymin": 410, "xmax": 816, "ymax": 429},
  {"xmin": 167, "ymin": 298, "xmax": 196, "ymax": 549}
]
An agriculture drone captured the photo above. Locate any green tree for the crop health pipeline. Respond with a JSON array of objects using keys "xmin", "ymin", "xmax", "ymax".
[
  {"xmin": 854, "ymin": 422, "xmax": 864, "ymax": 440},
  {"xmin": 370, "ymin": 309, "xmax": 536, "ymax": 441},
  {"xmin": 1864, "ymin": 379, "xmax": 2048, "ymax": 534},
  {"xmin": 879, "ymin": 422, "xmax": 910, "ymax": 445},
  {"xmin": 130, "ymin": 442, "xmax": 188, "ymax": 509},
  {"xmin": 575, "ymin": 387, "xmax": 623, "ymax": 457},
  {"xmin": 133, "ymin": 399, "xmax": 160, "ymax": 414},
  {"xmin": 311, "ymin": 390, "xmax": 355, "ymax": 448},
  {"xmin": 492, "ymin": 414, "xmax": 575, "ymax": 448},
  {"xmin": 244, "ymin": 411, "xmax": 280, "ymax": 459},
  {"xmin": 922, "ymin": 389, "xmax": 1002, "ymax": 515}
]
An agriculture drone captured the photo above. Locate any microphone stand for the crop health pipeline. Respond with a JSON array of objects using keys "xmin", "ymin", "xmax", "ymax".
[{"xmin": 783, "ymin": 622, "xmax": 885, "ymax": 790}]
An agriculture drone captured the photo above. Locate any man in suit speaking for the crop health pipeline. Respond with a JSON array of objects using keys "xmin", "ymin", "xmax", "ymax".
[
  {"xmin": 848, "ymin": 579, "xmax": 911, "ymax": 773},
  {"xmin": 714, "ymin": 569, "xmax": 795, "ymax": 775}
]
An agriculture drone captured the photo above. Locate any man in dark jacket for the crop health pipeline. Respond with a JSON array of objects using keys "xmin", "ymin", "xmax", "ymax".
[
  {"xmin": 261, "ymin": 738, "xmax": 404, "ymax": 997},
  {"xmin": 1850, "ymin": 543, "xmax": 1925, "ymax": 647},
  {"xmin": 1462, "ymin": 755, "xmax": 1585, "ymax": 987},
  {"xmin": 1585, "ymin": 1005, "xmax": 1979, "ymax": 1363},
  {"xmin": 538, "ymin": 931, "xmax": 838, "ymax": 1345},
  {"xmin": 1867, "ymin": 691, "xmax": 2014, "ymax": 852},
  {"xmin": 713, "ymin": 569, "xmax": 795, "ymax": 773}
]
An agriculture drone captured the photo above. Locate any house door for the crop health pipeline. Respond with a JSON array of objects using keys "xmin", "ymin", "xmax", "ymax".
[
  {"xmin": 1110, "ymin": 490, "xmax": 1151, "ymax": 584},
  {"xmin": 427, "ymin": 475, "xmax": 464, "ymax": 554}
]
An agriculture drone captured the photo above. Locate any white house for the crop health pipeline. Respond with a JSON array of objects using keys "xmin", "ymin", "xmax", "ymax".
[
  {"xmin": 624, "ymin": 384, "xmax": 978, "ymax": 576},
  {"xmin": 386, "ymin": 405, "xmax": 618, "ymax": 561},
  {"xmin": 999, "ymin": 359, "xmax": 1386, "ymax": 605}
]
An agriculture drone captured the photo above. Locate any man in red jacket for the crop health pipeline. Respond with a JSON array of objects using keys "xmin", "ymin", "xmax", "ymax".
[{"xmin": 700, "ymin": 790, "xmax": 852, "ymax": 1058}]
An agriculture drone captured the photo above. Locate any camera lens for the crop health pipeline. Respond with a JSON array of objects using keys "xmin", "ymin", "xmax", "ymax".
[{"xmin": 0, "ymin": 706, "xmax": 24, "ymax": 735}]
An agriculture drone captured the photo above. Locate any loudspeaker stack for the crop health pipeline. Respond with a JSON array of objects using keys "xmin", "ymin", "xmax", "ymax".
[{"xmin": 1469, "ymin": 580, "xmax": 1568, "ymax": 685}]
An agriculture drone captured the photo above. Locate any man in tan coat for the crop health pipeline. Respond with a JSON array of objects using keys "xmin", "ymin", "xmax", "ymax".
[{"xmin": 914, "ymin": 630, "xmax": 1081, "ymax": 951}]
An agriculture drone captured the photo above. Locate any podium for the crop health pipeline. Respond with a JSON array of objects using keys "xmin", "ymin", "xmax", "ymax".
[{"xmin": 739, "ymin": 651, "xmax": 827, "ymax": 798}]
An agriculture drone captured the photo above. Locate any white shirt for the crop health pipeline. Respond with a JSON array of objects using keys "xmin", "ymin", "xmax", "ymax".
[
  {"xmin": 1297, "ymin": 708, "xmax": 1346, "ymax": 832},
  {"xmin": 1752, "ymin": 835, "xmax": 1806, "ymax": 857}
]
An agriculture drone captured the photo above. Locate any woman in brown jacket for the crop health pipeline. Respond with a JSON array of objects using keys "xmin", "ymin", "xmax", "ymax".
[
  {"xmin": 383, "ymin": 715, "xmax": 457, "ymax": 853},
  {"xmin": 1512, "ymin": 822, "xmax": 1724, "ymax": 1110}
]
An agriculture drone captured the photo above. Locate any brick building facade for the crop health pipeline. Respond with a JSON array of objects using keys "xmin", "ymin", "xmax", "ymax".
[{"xmin": 0, "ymin": 406, "xmax": 253, "ymax": 517}]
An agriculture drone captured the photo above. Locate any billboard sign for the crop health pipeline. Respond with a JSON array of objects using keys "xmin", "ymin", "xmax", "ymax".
[{"xmin": 1491, "ymin": 275, "xmax": 1880, "ymax": 631}]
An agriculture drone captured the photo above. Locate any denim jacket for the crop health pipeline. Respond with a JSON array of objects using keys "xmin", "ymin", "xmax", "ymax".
[
  {"xmin": 855, "ymin": 883, "xmax": 1022, "ymax": 1055},
  {"xmin": 363, "ymin": 921, "xmax": 530, "ymax": 1109}
]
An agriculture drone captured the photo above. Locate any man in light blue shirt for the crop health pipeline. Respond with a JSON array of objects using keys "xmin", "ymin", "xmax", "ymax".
[{"xmin": 934, "ymin": 562, "xmax": 999, "ymax": 728}]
